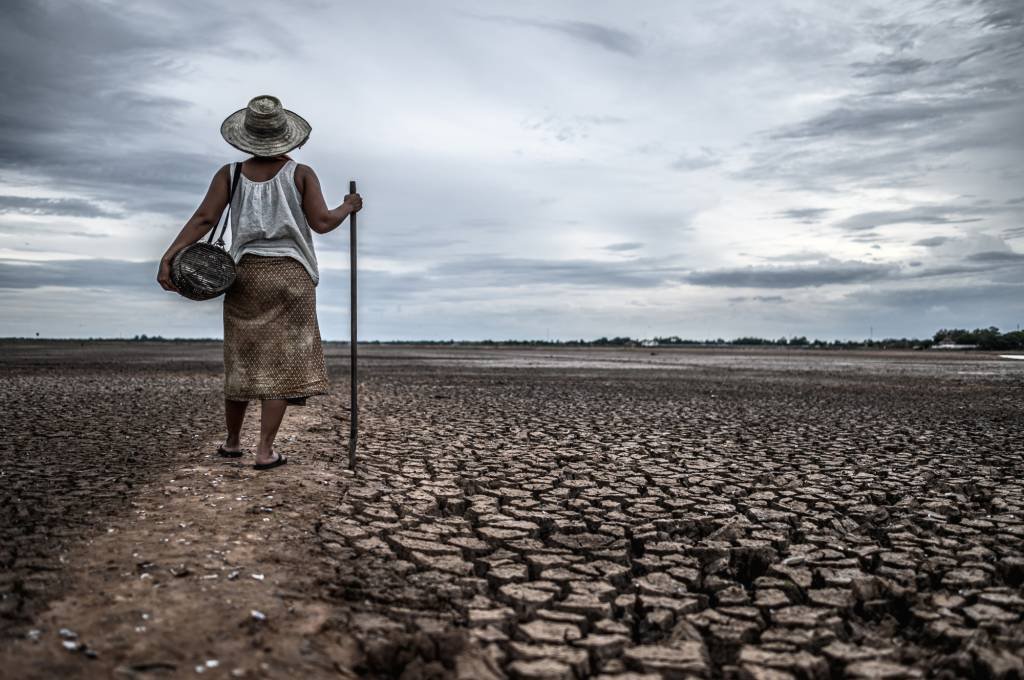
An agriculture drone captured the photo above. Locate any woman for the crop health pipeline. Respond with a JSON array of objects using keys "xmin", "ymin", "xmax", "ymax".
[{"xmin": 157, "ymin": 95, "xmax": 362, "ymax": 470}]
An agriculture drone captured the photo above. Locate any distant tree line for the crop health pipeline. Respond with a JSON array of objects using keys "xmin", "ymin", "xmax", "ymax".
[
  {"xmin": 933, "ymin": 327, "xmax": 1024, "ymax": 350},
  {"xmin": 6, "ymin": 327, "xmax": 1022, "ymax": 350},
  {"xmin": 624, "ymin": 327, "xmax": 1023, "ymax": 350}
]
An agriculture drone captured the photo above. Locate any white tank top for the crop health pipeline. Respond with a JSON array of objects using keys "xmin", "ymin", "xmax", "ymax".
[{"xmin": 227, "ymin": 159, "xmax": 320, "ymax": 285}]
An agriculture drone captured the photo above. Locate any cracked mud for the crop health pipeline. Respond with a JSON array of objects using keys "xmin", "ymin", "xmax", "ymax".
[{"xmin": 1, "ymin": 342, "xmax": 1022, "ymax": 679}]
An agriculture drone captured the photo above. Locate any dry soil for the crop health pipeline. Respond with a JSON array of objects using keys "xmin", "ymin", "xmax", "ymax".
[{"xmin": 1, "ymin": 342, "xmax": 1022, "ymax": 679}]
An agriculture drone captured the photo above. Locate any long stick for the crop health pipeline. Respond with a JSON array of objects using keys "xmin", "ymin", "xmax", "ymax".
[{"xmin": 348, "ymin": 179, "xmax": 358, "ymax": 470}]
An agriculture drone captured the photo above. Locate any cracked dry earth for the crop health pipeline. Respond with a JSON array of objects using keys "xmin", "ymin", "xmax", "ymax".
[{"xmin": 2, "ymin": 343, "xmax": 1024, "ymax": 679}]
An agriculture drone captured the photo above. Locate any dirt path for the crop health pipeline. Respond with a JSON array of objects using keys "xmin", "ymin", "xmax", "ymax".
[{"xmin": 0, "ymin": 405, "xmax": 362, "ymax": 679}]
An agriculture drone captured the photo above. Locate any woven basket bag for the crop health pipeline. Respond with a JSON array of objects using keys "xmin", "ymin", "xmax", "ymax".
[{"xmin": 171, "ymin": 163, "xmax": 243, "ymax": 300}]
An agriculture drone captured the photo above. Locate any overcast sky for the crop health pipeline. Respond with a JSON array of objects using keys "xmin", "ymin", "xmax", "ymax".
[{"xmin": 1, "ymin": 0, "xmax": 1022, "ymax": 340}]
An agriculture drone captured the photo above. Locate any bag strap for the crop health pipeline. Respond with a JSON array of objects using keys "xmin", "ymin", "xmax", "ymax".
[{"xmin": 207, "ymin": 162, "xmax": 243, "ymax": 247}]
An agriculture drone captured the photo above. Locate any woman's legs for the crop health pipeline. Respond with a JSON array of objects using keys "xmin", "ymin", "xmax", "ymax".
[
  {"xmin": 224, "ymin": 399, "xmax": 248, "ymax": 452},
  {"xmin": 255, "ymin": 398, "xmax": 288, "ymax": 464}
]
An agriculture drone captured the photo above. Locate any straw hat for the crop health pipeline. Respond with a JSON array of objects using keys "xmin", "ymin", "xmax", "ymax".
[{"xmin": 220, "ymin": 95, "xmax": 311, "ymax": 157}]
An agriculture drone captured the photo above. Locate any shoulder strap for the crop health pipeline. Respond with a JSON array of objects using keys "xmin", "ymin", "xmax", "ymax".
[
  {"xmin": 284, "ymin": 159, "xmax": 302, "ymax": 195},
  {"xmin": 207, "ymin": 162, "xmax": 243, "ymax": 246}
]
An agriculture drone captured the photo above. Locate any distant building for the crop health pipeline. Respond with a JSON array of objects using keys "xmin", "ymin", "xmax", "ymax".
[{"xmin": 932, "ymin": 338, "xmax": 978, "ymax": 350}]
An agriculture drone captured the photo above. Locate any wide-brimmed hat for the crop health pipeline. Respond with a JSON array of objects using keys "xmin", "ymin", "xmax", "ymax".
[{"xmin": 220, "ymin": 95, "xmax": 311, "ymax": 157}]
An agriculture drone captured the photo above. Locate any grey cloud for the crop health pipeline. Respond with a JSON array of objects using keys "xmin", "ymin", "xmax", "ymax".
[
  {"xmin": 547, "ymin": 21, "xmax": 641, "ymax": 55},
  {"xmin": 965, "ymin": 250, "xmax": 1024, "ymax": 262},
  {"xmin": 771, "ymin": 94, "xmax": 1012, "ymax": 141},
  {"xmin": 0, "ymin": 253, "xmax": 683, "ymax": 298},
  {"xmin": 913, "ymin": 236, "xmax": 950, "ymax": 247},
  {"xmin": 321, "ymin": 254, "xmax": 689, "ymax": 306},
  {"xmin": 468, "ymin": 14, "xmax": 641, "ymax": 56},
  {"xmin": 977, "ymin": 0, "xmax": 1024, "ymax": 29},
  {"xmin": 41, "ymin": 248, "xmax": 518, "ymax": 302},
  {"xmin": 685, "ymin": 260, "xmax": 894, "ymax": 289},
  {"xmin": 4, "ymin": 1, "xmax": 1024, "ymax": 341},
  {"xmin": 851, "ymin": 47, "xmax": 1002, "ymax": 86},
  {"xmin": 604, "ymin": 242, "xmax": 643, "ymax": 252},
  {"xmin": 0, "ymin": 222, "xmax": 110, "ymax": 239},
  {"xmin": 727, "ymin": 295, "xmax": 786, "ymax": 303},
  {"xmin": 737, "ymin": 143, "xmax": 933, "ymax": 192},
  {"xmin": 852, "ymin": 56, "xmax": 931, "ymax": 78},
  {"xmin": 0, "ymin": 257, "xmax": 155, "ymax": 289},
  {"xmin": 671, "ymin": 150, "xmax": 718, "ymax": 172},
  {"xmin": 776, "ymin": 208, "xmax": 831, "ymax": 224},
  {"xmin": 739, "ymin": 2, "xmax": 1024, "ymax": 194},
  {"xmin": 898, "ymin": 263, "xmax": 996, "ymax": 280},
  {"xmin": 849, "ymin": 282, "xmax": 1024, "ymax": 308},
  {"xmin": 0, "ymin": 195, "xmax": 120, "ymax": 218},
  {"xmin": 847, "ymin": 232, "xmax": 885, "ymax": 243},
  {"xmin": 317, "ymin": 266, "xmax": 434, "ymax": 305},
  {"xmin": 834, "ymin": 207, "xmax": 985, "ymax": 231},
  {"xmin": 356, "ymin": 234, "xmax": 467, "ymax": 258},
  {"xmin": 428, "ymin": 256, "xmax": 677, "ymax": 288},
  {"xmin": 0, "ymin": 1, "xmax": 267, "ymax": 216},
  {"xmin": 0, "ymin": 257, "xmax": 436, "ymax": 313},
  {"xmin": 990, "ymin": 263, "xmax": 1024, "ymax": 283},
  {"xmin": 759, "ymin": 250, "xmax": 832, "ymax": 262},
  {"xmin": 894, "ymin": 253, "xmax": 1024, "ymax": 280}
]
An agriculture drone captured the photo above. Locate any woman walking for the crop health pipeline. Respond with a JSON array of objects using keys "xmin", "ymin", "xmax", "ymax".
[{"xmin": 157, "ymin": 95, "xmax": 361, "ymax": 470}]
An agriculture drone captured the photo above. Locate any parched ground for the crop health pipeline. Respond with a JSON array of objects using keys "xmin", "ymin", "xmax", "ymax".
[{"xmin": 1, "ymin": 342, "xmax": 1022, "ymax": 679}]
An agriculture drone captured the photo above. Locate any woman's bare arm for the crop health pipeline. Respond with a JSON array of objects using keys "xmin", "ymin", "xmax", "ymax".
[
  {"xmin": 295, "ymin": 164, "xmax": 362, "ymax": 234},
  {"xmin": 156, "ymin": 165, "xmax": 231, "ymax": 292},
  {"xmin": 162, "ymin": 165, "xmax": 232, "ymax": 261}
]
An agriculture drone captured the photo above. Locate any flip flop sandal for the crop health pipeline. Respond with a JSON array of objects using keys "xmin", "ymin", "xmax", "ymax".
[
  {"xmin": 253, "ymin": 453, "xmax": 287, "ymax": 471},
  {"xmin": 217, "ymin": 445, "xmax": 244, "ymax": 458}
]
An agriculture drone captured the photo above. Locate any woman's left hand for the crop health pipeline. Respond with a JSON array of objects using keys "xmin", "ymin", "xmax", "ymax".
[
  {"xmin": 344, "ymin": 192, "xmax": 363, "ymax": 214},
  {"xmin": 157, "ymin": 258, "xmax": 179, "ymax": 293}
]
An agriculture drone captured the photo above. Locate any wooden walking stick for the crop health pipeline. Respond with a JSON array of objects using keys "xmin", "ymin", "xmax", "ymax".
[{"xmin": 348, "ymin": 180, "xmax": 359, "ymax": 470}]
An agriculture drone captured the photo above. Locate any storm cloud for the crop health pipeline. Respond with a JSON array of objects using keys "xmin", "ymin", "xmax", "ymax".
[
  {"xmin": 0, "ymin": 258, "xmax": 152, "ymax": 289},
  {"xmin": 776, "ymin": 208, "xmax": 831, "ymax": 224},
  {"xmin": 833, "ymin": 207, "xmax": 988, "ymax": 232},
  {"xmin": 914, "ymin": 236, "xmax": 951, "ymax": 247},
  {"xmin": 685, "ymin": 260, "xmax": 895, "ymax": 289},
  {"xmin": 1, "ymin": 0, "xmax": 1022, "ymax": 340},
  {"xmin": 966, "ymin": 250, "xmax": 1024, "ymax": 263},
  {"xmin": 467, "ymin": 14, "xmax": 642, "ymax": 56},
  {"xmin": 0, "ymin": 195, "xmax": 120, "ymax": 218}
]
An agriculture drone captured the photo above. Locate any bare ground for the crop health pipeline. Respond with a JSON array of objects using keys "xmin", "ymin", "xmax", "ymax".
[{"xmin": 1, "ymin": 342, "xmax": 1023, "ymax": 679}]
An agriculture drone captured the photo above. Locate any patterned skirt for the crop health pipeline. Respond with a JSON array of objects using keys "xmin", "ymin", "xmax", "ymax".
[{"xmin": 223, "ymin": 254, "xmax": 329, "ymax": 403}]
